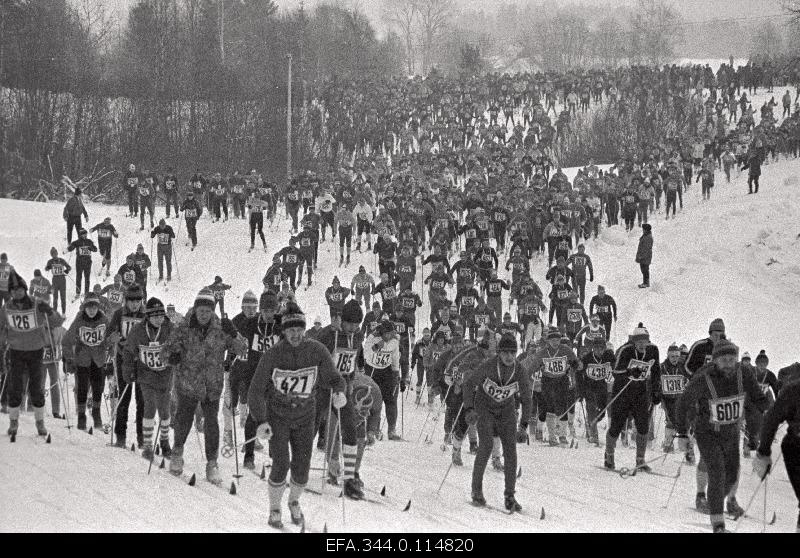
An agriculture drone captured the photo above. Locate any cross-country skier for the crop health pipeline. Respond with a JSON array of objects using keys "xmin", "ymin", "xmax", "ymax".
[
  {"xmin": 180, "ymin": 191, "xmax": 203, "ymax": 251},
  {"xmin": 150, "ymin": 219, "xmax": 175, "ymax": 282},
  {"xmin": 363, "ymin": 321, "xmax": 402, "ymax": 440},
  {"xmin": 44, "ymin": 248, "xmax": 71, "ymax": 315},
  {"xmin": 63, "ymin": 188, "xmax": 89, "ymax": 245},
  {"xmin": 90, "ymin": 217, "xmax": 118, "ymax": 279},
  {"xmin": 67, "ymin": 228, "xmax": 97, "ymax": 301},
  {"xmin": 578, "ymin": 336, "xmax": 615, "ymax": 445}
]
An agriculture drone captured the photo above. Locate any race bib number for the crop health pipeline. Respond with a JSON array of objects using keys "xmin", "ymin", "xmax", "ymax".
[
  {"xmin": 494, "ymin": 212, "xmax": 506, "ymax": 222},
  {"xmin": 158, "ymin": 233, "xmax": 170, "ymax": 245},
  {"xmin": 371, "ymin": 351, "xmax": 392, "ymax": 369},
  {"xmin": 557, "ymin": 241, "xmax": 569, "ymax": 251},
  {"xmin": 272, "ymin": 366, "xmax": 318, "ymax": 399},
  {"xmin": 627, "ymin": 358, "xmax": 654, "ymax": 379},
  {"xmin": 461, "ymin": 296, "xmax": 475, "ymax": 307},
  {"xmin": 383, "ymin": 288, "xmax": 395, "ymax": 299},
  {"xmin": 572, "ymin": 256, "xmax": 586, "ymax": 267},
  {"xmin": 51, "ymin": 264, "xmax": 64, "ymax": 276},
  {"xmin": 542, "ymin": 356, "xmax": 568, "ymax": 378},
  {"xmin": 481, "ymin": 378, "xmax": 519, "ymax": 403},
  {"xmin": 557, "ymin": 290, "xmax": 570, "ymax": 300},
  {"xmin": 431, "ymin": 280, "xmax": 445, "ymax": 290},
  {"xmin": 287, "ymin": 254, "xmax": 298, "ymax": 264},
  {"xmin": 399, "ymin": 265, "xmax": 412, "ymax": 274},
  {"xmin": 334, "ymin": 349, "xmax": 359, "ymax": 377},
  {"xmin": 488, "ymin": 283, "xmax": 500, "ymax": 293},
  {"xmin": 466, "ymin": 230, "xmax": 477, "ymax": 239},
  {"xmin": 661, "ymin": 375, "xmax": 686, "ymax": 396},
  {"xmin": 596, "ymin": 306, "xmax": 609, "ymax": 314},
  {"xmin": 233, "ymin": 186, "xmax": 243, "ymax": 194},
  {"xmin": 567, "ymin": 309, "xmax": 582, "ymax": 322},
  {"xmin": 393, "ymin": 321, "xmax": 406, "ymax": 334},
  {"xmin": 78, "ymin": 247, "xmax": 91, "ymax": 257},
  {"xmin": 288, "ymin": 192, "xmax": 299, "ymax": 201},
  {"xmin": 79, "ymin": 325, "xmax": 106, "ymax": 347},
  {"xmin": 481, "ymin": 253, "xmax": 492, "ymax": 263},
  {"xmin": 6, "ymin": 309, "xmax": 36, "ymax": 332},
  {"xmin": 301, "ymin": 238, "xmax": 311, "ymax": 247},
  {"xmin": 402, "ymin": 298, "xmax": 416, "ymax": 309},
  {"xmin": 474, "ymin": 314, "xmax": 489, "ymax": 326},
  {"xmin": 98, "ymin": 229, "xmax": 112, "ymax": 239},
  {"xmin": 329, "ymin": 292, "xmax": 343, "ymax": 302},
  {"xmin": 139, "ymin": 187, "xmax": 151, "ymax": 196},
  {"xmin": 139, "ymin": 343, "xmax": 166, "ymax": 371},
  {"xmin": 586, "ymin": 363, "xmax": 610, "ymax": 381},
  {"xmin": 108, "ymin": 290, "xmax": 123, "ymax": 304},
  {"xmin": 127, "ymin": 178, "xmax": 138, "ymax": 187},
  {"xmin": 252, "ymin": 333, "xmax": 275, "ymax": 354},
  {"xmin": 120, "ymin": 316, "xmax": 142, "ymax": 340},
  {"xmin": 123, "ymin": 271, "xmax": 136, "ymax": 284},
  {"xmin": 165, "ymin": 181, "xmax": 175, "ymax": 190},
  {"xmin": 709, "ymin": 395, "xmax": 744, "ymax": 426},
  {"xmin": 185, "ymin": 209, "xmax": 198, "ymax": 218},
  {"xmin": 524, "ymin": 304, "xmax": 538, "ymax": 316},
  {"xmin": 33, "ymin": 284, "xmax": 48, "ymax": 296}
]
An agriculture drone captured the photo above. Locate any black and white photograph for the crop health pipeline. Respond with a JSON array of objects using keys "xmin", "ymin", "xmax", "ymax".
[{"xmin": 2, "ymin": 0, "xmax": 800, "ymax": 538}]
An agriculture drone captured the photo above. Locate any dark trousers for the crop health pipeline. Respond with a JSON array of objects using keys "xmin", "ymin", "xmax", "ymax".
[
  {"xmin": 608, "ymin": 388, "xmax": 649, "ymax": 437},
  {"xmin": 186, "ymin": 218, "xmax": 198, "ymax": 247},
  {"xmin": 600, "ymin": 314, "xmax": 612, "ymax": 340},
  {"xmin": 584, "ymin": 380, "xmax": 608, "ymax": 440},
  {"xmin": 76, "ymin": 361, "xmax": 104, "ymax": 406},
  {"xmin": 6, "ymin": 349, "xmax": 44, "ymax": 409},
  {"xmin": 472, "ymin": 405, "xmax": 517, "ymax": 497},
  {"xmin": 156, "ymin": 245, "xmax": 172, "ymax": 279},
  {"xmin": 780, "ymin": 435, "xmax": 800, "ymax": 517},
  {"xmin": 52, "ymin": 278, "xmax": 66, "ymax": 314},
  {"xmin": 139, "ymin": 198, "xmax": 154, "ymax": 227},
  {"xmin": 695, "ymin": 433, "xmax": 740, "ymax": 517},
  {"xmin": 165, "ymin": 193, "xmax": 179, "ymax": 217},
  {"xmin": 127, "ymin": 189, "xmax": 137, "ymax": 215},
  {"xmin": 542, "ymin": 376, "xmax": 571, "ymax": 417},
  {"xmin": 444, "ymin": 400, "xmax": 467, "ymax": 440},
  {"xmin": 367, "ymin": 367, "xmax": 398, "ymax": 432},
  {"xmin": 575, "ymin": 276, "xmax": 587, "ymax": 305},
  {"xmin": 666, "ymin": 193, "xmax": 677, "ymax": 217},
  {"xmin": 173, "ymin": 392, "xmax": 220, "ymax": 462},
  {"xmin": 640, "ymin": 263, "xmax": 650, "ymax": 285},
  {"xmin": 748, "ymin": 175, "xmax": 760, "ymax": 193},
  {"xmin": 66, "ymin": 217, "xmax": 82, "ymax": 245},
  {"xmin": 250, "ymin": 214, "xmax": 265, "ymax": 246},
  {"xmin": 76, "ymin": 261, "xmax": 91, "ymax": 295},
  {"xmin": 114, "ymin": 357, "xmax": 143, "ymax": 441},
  {"xmin": 268, "ymin": 414, "xmax": 315, "ymax": 486}
]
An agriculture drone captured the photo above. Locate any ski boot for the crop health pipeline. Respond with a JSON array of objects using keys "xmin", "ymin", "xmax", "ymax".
[
  {"xmin": 327, "ymin": 469, "xmax": 339, "ymax": 486},
  {"xmin": 243, "ymin": 455, "xmax": 256, "ymax": 470},
  {"xmin": 491, "ymin": 456, "xmax": 504, "ymax": 471},
  {"xmin": 471, "ymin": 491, "xmax": 486, "ymax": 507},
  {"xmin": 169, "ymin": 448, "xmax": 184, "ymax": 476},
  {"xmin": 388, "ymin": 429, "xmax": 402, "ymax": 441},
  {"xmin": 713, "ymin": 524, "xmax": 730, "ymax": 533},
  {"xmin": 366, "ymin": 431, "xmax": 377, "ymax": 446},
  {"xmin": 8, "ymin": 419, "xmax": 18, "ymax": 437},
  {"xmin": 558, "ymin": 435, "xmax": 569, "ymax": 446},
  {"xmin": 268, "ymin": 509, "xmax": 283, "ymax": 529},
  {"xmin": 77, "ymin": 413, "xmax": 87, "ymax": 431},
  {"xmin": 726, "ymin": 497, "xmax": 745, "ymax": 519},
  {"xmin": 535, "ymin": 427, "xmax": 544, "ymax": 442},
  {"xmin": 469, "ymin": 440, "xmax": 478, "ymax": 454},
  {"xmin": 635, "ymin": 457, "xmax": 651, "ymax": 473},
  {"xmin": 35, "ymin": 419, "xmax": 47, "ymax": 436},
  {"xmin": 206, "ymin": 460, "xmax": 222, "ymax": 485},
  {"xmin": 160, "ymin": 439, "xmax": 172, "ymax": 459},
  {"xmin": 142, "ymin": 445, "xmax": 154, "ymax": 461},
  {"xmin": 695, "ymin": 493, "xmax": 710, "ymax": 514},
  {"xmin": 505, "ymin": 495, "xmax": 522, "ymax": 513},
  {"xmin": 343, "ymin": 478, "xmax": 364, "ymax": 500},
  {"xmin": 452, "ymin": 447, "xmax": 463, "ymax": 466},
  {"xmin": 662, "ymin": 440, "xmax": 674, "ymax": 454},
  {"xmin": 443, "ymin": 433, "xmax": 452, "ymax": 445},
  {"xmin": 92, "ymin": 407, "xmax": 102, "ymax": 429},
  {"xmin": 288, "ymin": 501, "xmax": 304, "ymax": 526},
  {"xmin": 604, "ymin": 451, "xmax": 615, "ymax": 470}
]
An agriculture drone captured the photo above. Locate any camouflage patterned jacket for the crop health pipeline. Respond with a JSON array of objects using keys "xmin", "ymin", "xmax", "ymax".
[{"xmin": 163, "ymin": 311, "xmax": 246, "ymax": 401}]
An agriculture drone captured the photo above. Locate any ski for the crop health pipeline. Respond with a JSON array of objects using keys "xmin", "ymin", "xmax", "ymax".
[{"xmin": 469, "ymin": 500, "xmax": 517, "ymax": 516}]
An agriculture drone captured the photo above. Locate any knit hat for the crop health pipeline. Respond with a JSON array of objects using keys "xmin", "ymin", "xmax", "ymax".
[
  {"xmin": 78, "ymin": 228, "xmax": 87, "ymax": 236},
  {"xmin": 341, "ymin": 300, "xmax": 363, "ymax": 325},
  {"xmin": 50, "ymin": 247, "xmax": 58, "ymax": 257},
  {"xmin": 498, "ymin": 334, "xmax": 518, "ymax": 353},
  {"xmin": 259, "ymin": 290, "xmax": 278, "ymax": 311},
  {"xmin": 557, "ymin": 256, "xmax": 565, "ymax": 264},
  {"xmin": 667, "ymin": 343, "xmax": 680, "ymax": 354},
  {"xmin": 712, "ymin": 339, "xmax": 738, "ymax": 360},
  {"xmin": 741, "ymin": 351, "xmax": 751, "ymax": 361},
  {"xmin": 214, "ymin": 276, "xmax": 222, "ymax": 283},
  {"xmin": 755, "ymin": 350, "xmax": 768, "ymax": 365},
  {"xmin": 281, "ymin": 302, "xmax": 306, "ymax": 330},
  {"xmin": 642, "ymin": 223, "xmax": 651, "ymax": 232},
  {"xmin": 679, "ymin": 344, "xmax": 689, "ymax": 356},
  {"xmin": 83, "ymin": 293, "xmax": 101, "ymax": 307},
  {"xmin": 126, "ymin": 284, "xmax": 144, "ymax": 301},
  {"xmin": 242, "ymin": 290, "xmax": 258, "ymax": 307},
  {"xmin": 630, "ymin": 323, "xmax": 649, "ymax": 343},
  {"xmin": 7, "ymin": 271, "xmax": 26, "ymax": 293},
  {"xmin": 146, "ymin": 297, "xmax": 165, "ymax": 318},
  {"xmin": 377, "ymin": 321, "xmax": 395, "ymax": 336},
  {"xmin": 708, "ymin": 318, "xmax": 725, "ymax": 334},
  {"xmin": 359, "ymin": 265, "xmax": 366, "ymax": 272},
  {"xmin": 546, "ymin": 327, "xmax": 561, "ymax": 340},
  {"xmin": 194, "ymin": 288, "xmax": 216, "ymax": 309}
]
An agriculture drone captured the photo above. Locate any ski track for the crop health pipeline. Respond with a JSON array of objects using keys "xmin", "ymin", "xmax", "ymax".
[{"xmin": 1, "ymin": 86, "xmax": 798, "ymax": 533}]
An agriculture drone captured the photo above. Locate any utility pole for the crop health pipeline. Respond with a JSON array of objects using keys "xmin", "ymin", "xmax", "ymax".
[
  {"xmin": 219, "ymin": 0, "xmax": 225, "ymax": 63},
  {"xmin": 287, "ymin": 53, "xmax": 293, "ymax": 179}
]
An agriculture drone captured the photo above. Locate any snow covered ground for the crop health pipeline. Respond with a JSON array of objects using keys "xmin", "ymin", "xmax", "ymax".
[{"xmin": 1, "ymin": 149, "xmax": 799, "ymax": 532}]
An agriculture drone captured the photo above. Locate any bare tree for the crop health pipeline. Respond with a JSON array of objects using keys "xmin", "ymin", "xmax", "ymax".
[
  {"xmin": 749, "ymin": 20, "xmax": 784, "ymax": 62},
  {"xmin": 592, "ymin": 17, "xmax": 626, "ymax": 68},
  {"xmin": 382, "ymin": 0, "xmax": 417, "ymax": 75},
  {"xmin": 628, "ymin": 0, "xmax": 684, "ymax": 66},
  {"xmin": 518, "ymin": 8, "xmax": 590, "ymax": 72},
  {"xmin": 415, "ymin": 0, "xmax": 454, "ymax": 74}
]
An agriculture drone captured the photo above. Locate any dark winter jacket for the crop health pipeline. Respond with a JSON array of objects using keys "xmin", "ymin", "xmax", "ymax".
[
  {"xmin": 62, "ymin": 309, "xmax": 110, "ymax": 367},
  {"xmin": 63, "ymin": 196, "xmax": 88, "ymax": 220},
  {"xmin": 122, "ymin": 319, "xmax": 174, "ymax": 390},
  {"xmin": 635, "ymin": 231, "xmax": 653, "ymax": 266}
]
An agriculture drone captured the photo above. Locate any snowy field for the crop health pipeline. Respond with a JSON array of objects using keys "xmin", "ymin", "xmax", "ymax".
[{"xmin": 1, "ymin": 149, "xmax": 799, "ymax": 532}]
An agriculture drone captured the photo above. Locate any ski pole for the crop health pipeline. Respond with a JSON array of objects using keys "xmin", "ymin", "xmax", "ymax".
[
  {"xmin": 337, "ymin": 406, "xmax": 347, "ymax": 525},
  {"xmin": 147, "ymin": 416, "xmax": 162, "ymax": 475},
  {"xmin": 44, "ymin": 314, "xmax": 72, "ymax": 433},
  {"xmin": 230, "ymin": 383, "xmax": 242, "ymax": 483},
  {"xmin": 436, "ymin": 403, "xmax": 464, "ymax": 494},
  {"xmin": 556, "ymin": 399, "xmax": 579, "ymax": 422},
  {"xmin": 401, "ymin": 382, "xmax": 405, "ymax": 439},
  {"xmin": 662, "ymin": 462, "xmax": 683, "ymax": 509},
  {"xmin": 321, "ymin": 388, "xmax": 334, "ymax": 493},
  {"xmin": 733, "ymin": 450, "xmax": 783, "ymax": 532},
  {"xmin": 590, "ymin": 378, "xmax": 633, "ymax": 426},
  {"xmin": 417, "ymin": 382, "xmax": 452, "ymax": 443}
]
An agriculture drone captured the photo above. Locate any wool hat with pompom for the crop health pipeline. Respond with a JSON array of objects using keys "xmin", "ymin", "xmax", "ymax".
[
  {"xmin": 260, "ymin": 290, "xmax": 278, "ymax": 311},
  {"xmin": 341, "ymin": 300, "xmax": 363, "ymax": 325},
  {"xmin": 755, "ymin": 350, "xmax": 768, "ymax": 365},
  {"xmin": 241, "ymin": 290, "xmax": 258, "ymax": 307},
  {"xmin": 630, "ymin": 323, "xmax": 649, "ymax": 343},
  {"xmin": 146, "ymin": 297, "xmax": 165, "ymax": 318},
  {"xmin": 498, "ymin": 334, "xmax": 518, "ymax": 353},
  {"xmin": 708, "ymin": 318, "xmax": 725, "ymax": 334},
  {"xmin": 281, "ymin": 302, "xmax": 306, "ymax": 330}
]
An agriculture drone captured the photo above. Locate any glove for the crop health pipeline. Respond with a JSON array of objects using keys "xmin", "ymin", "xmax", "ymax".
[
  {"xmin": 332, "ymin": 391, "xmax": 348, "ymax": 409},
  {"xmin": 516, "ymin": 425, "xmax": 529, "ymax": 444},
  {"xmin": 753, "ymin": 452, "xmax": 772, "ymax": 480},
  {"xmin": 444, "ymin": 373, "xmax": 453, "ymax": 386},
  {"xmin": 400, "ymin": 373, "xmax": 409, "ymax": 392},
  {"xmin": 221, "ymin": 317, "xmax": 237, "ymax": 338},
  {"xmin": 107, "ymin": 332, "xmax": 121, "ymax": 346},
  {"xmin": 256, "ymin": 421, "xmax": 273, "ymax": 442},
  {"xmin": 651, "ymin": 394, "xmax": 661, "ymax": 406},
  {"xmin": 168, "ymin": 352, "xmax": 182, "ymax": 366},
  {"xmin": 430, "ymin": 385, "xmax": 441, "ymax": 398},
  {"xmin": 465, "ymin": 408, "xmax": 478, "ymax": 426},
  {"xmin": 37, "ymin": 301, "xmax": 53, "ymax": 316},
  {"xmin": 676, "ymin": 434, "xmax": 690, "ymax": 453},
  {"xmin": 366, "ymin": 431, "xmax": 377, "ymax": 446}
]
